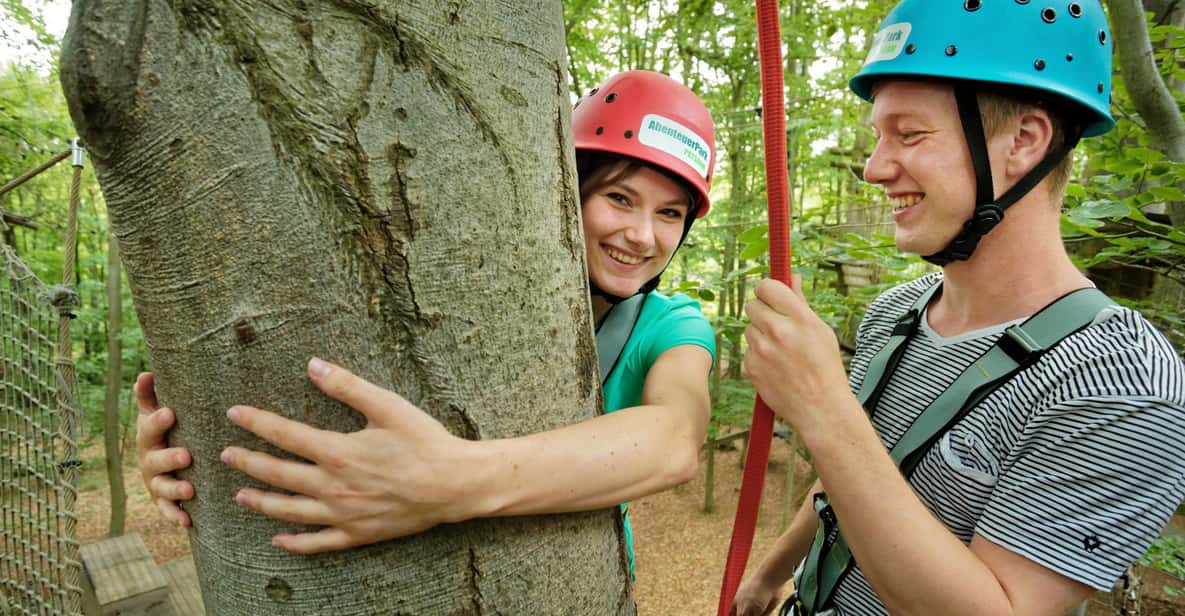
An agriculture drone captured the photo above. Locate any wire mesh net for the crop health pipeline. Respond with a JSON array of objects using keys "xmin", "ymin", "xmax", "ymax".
[{"xmin": 1, "ymin": 238, "xmax": 83, "ymax": 616}]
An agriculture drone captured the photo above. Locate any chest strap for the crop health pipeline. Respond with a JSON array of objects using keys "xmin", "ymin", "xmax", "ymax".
[
  {"xmin": 596, "ymin": 293, "xmax": 646, "ymax": 385},
  {"xmin": 792, "ymin": 283, "xmax": 1116, "ymax": 615}
]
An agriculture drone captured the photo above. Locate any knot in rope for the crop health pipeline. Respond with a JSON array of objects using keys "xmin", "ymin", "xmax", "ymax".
[{"xmin": 45, "ymin": 284, "xmax": 80, "ymax": 318}]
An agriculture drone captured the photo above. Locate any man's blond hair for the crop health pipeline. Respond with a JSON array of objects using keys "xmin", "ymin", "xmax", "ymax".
[{"xmin": 977, "ymin": 91, "xmax": 1074, "ymax": 199}]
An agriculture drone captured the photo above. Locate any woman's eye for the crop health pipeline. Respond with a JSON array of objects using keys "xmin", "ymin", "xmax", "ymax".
[
  {"xmin": 660, "ymin": 208, "xmax": 687, "ymax": 220},
  {"xmin": 607, "ymin": 192, "xmax": 630, "ymax": 205}
]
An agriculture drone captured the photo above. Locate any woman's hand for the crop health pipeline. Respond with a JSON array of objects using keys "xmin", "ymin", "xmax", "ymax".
[
  {"xmin": 221, "ymin": 358, "xmax": 481, "ymax": 554},
  {"xmin": 134, "ymin": 372, "xmax": 195, "ymax": 527}
]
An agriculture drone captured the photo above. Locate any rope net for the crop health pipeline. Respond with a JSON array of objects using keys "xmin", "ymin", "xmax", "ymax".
[{"xmin": 1, "ymin": 186, "xmax": 83, "ymax": 614}]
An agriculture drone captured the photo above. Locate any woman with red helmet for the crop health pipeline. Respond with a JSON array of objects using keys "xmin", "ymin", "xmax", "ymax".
[{"xmin": 133, "ymin": 71, "xmax": 718, "ymax": 574}]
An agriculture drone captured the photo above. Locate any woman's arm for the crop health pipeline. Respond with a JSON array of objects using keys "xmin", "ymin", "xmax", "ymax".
[{"xmin": 223, "ymin": 349, "xmax": 712, "ymax": 553}]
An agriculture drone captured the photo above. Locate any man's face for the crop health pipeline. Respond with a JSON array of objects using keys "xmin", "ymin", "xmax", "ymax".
[{"xmin": 863, "ymin": 81, "xmax": 983, "ymax": 257}]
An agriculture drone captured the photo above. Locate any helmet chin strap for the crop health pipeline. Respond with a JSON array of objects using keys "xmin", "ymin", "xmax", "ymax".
[{"xmin": 923, "ymin": 84, "xmax": 1084, "ymax": 266}]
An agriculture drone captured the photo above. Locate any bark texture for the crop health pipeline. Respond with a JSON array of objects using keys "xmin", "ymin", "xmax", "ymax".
[
  {"xmin": 1109, "ymin": 0, "xmax": 1185, "ymax": 167},
  {"xmin": 60, "ymin": 1, "xmax": 634, "ymax": 614}
]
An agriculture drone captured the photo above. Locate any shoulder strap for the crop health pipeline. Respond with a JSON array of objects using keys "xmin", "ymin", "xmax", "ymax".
[
  {"xmin": 793, "ymin": 286, "xmax": 1116, "ymax": 615},
  {"xmin": 596, "ymin": 293, "xmax": 647, "ymax": 385},
  {"xmin": 857, "ymin": 281, "xmax": 943, "ymax": 415}
]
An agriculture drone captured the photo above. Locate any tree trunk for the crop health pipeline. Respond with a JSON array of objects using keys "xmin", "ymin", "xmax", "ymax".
[
  {"xmin": 1108, "ymin": 0, "xmax": 1185, "ymax": 170},
  {"xmin": 60, "ymin": 1, "xmax": 634, "ymax": 614},
  {"xmin": 104, "ymin": 230, "xmax": 126, "ymax": 537}
]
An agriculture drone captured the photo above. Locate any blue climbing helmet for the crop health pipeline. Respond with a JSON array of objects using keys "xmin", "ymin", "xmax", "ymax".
[{"xmin": 849, "ymin": 0, "xmax": 1115, "ymax": 265}]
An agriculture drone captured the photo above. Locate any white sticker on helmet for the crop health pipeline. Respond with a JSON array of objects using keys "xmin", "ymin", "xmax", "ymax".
[
  {"xmin": 864, "ymin": 23, "xmax": 912, "ymax": 65},
  {"xmin": 638, "ymin": 113, "xmax": 712, "ymax": 179}
]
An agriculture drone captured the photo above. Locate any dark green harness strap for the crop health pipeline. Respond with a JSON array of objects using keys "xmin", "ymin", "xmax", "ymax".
[
  {"xmin": 597, "ymin": 293, "xmax": 647, "ymax": 385},
  {"xmin": 792, "ymin": 284, "xmax": 1116, "ymax": 615}
]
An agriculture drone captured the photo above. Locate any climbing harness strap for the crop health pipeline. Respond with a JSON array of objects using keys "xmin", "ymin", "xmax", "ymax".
[
  {"xmin": 790, "ymin": 283, "xmax": 1116, "ymax": 615},
  {"xmin": 596, "ymin": 293, "xmax": 647, "ymax": 385}
]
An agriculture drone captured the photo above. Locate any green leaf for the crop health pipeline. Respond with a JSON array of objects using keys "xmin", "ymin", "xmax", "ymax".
[
  {"xmin": 1126, "ymin": 148, "xmax": 1166, "ymax": 164},
  {"xmin": 697, "ymin": 288, "xmax": 716, "ymax": 301},
  {"xmin": 1076, "ymin": 200, "xmax": 1130, "ymax": 219},
  {"xmin": 1064, "ymin": 183, "xmax": 1086, "ymax": 199},
  {"xmin": 1149, "ymin": 185, "xmax": 1185, "ymax": 202},
  {"xmin": 737, "ymin": 224, "xmax": 768, "ymax": 243},
  {"xmin": 739, "ymin": 237, "xmax": 769, "ymax": 261}
]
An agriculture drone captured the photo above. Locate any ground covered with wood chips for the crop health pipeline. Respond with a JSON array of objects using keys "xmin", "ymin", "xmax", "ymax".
[{"xmin": 76, "ymin": 439, "xmax": 1184, "ymax": 615}]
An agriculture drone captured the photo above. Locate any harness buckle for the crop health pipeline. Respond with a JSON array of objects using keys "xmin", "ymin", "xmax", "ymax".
[{"xmin": 998, "ymin": 324, "xmax": 1044, "ymax": 365}]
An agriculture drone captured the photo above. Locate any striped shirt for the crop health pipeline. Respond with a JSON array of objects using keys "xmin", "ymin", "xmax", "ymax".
[{"xmin": 830, "ymin": 273, "xmax": 1185, "ymax": 615}]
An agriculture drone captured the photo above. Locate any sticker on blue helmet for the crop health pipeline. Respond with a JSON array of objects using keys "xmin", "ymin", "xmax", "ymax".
[{"xmin": 865, "ymin": 23, "xmax": 912, "ymax": 65}]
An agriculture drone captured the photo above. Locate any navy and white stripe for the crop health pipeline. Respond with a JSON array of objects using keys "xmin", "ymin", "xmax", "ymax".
[{"xmin": 830, "ymin": 273, "xmax": 1185, "ymax": 616}]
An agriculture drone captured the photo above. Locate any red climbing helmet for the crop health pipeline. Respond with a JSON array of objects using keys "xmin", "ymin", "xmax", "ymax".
[{"xmin": 572, "ymin": 70, "xmax": 716, "ymax": 217}]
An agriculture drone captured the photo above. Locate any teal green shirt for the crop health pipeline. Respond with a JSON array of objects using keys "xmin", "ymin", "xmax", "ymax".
[
  {"xmin": 600, "ymin": 291, "xmax": 717, "ymax": 413},
  {"xmin": 597, "ymin": 291, "xmax": 716, "ymax": 578}
]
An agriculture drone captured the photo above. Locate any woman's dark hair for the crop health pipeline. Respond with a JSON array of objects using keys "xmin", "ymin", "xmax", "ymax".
[{"xmin": 576, "ymin": 151, "xmax": 698, "ymax": 217}]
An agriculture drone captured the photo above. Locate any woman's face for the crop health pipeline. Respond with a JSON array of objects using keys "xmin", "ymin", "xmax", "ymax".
[{"xmin": 582, "ymin": 165, "xmax": 691, "ymax": 298}]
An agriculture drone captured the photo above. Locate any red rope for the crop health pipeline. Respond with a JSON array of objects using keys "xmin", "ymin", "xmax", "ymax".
[{"xmin": 716, "ymin": 1, "xmax": 790, "ymax": 614}]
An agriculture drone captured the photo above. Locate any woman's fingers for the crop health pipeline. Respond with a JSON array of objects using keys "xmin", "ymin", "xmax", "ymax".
[
  {"xmin": 147, "ymin": 472, "xmax": 194, "ymax": 503},
  {"xmin": 136, "ymin": 407, "xmax": 174, "ymax": 453},
  {"xmin": 220, "ymin": 445, "xmax": 322, "ymax": 496},
  {"xmin": 154, "ymin": 495, "xmax": 192, "ymax": 528},
  {"xmin": 226, "ymin": 405, "xmax": 335, "ymax": 464},
  {"xmin": 233, "ymin": 489, "xmax": 333, "ymax": 526},
  {"xmin": 140, "ymin": 447, "xmax": 192, "ymax": 481},
  {"xmin": 133, "ymin": 372, "xmax": 159, "ymax": 414},
  {"xmin": 306, "ymin": 358, "xmax": 420, "ymax": 429},
  {"xmin": 271, "ymin": 528, "xmax": 355, "ymax": 555}
]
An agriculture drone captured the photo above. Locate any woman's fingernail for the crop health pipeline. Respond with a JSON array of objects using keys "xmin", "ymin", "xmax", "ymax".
[
  {"xmin": 236, "ymin": 490, "xmax": 248, "ymax": 505},
  {"xmin": 309, "ymin": 357, "xmax": 331, "ymax": 379},
  {"xmin": 221, "ymin": 448, "xmax": 234, "ymax": 464},
  {"xmin": 227, "ymin": 407, "xmax": 240, "ymax": 422}
]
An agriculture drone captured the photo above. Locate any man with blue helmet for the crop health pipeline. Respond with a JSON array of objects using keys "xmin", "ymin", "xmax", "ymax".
[{"xmin": 733, "ymin": 2, "xmax": 1185, "ymax": 615}]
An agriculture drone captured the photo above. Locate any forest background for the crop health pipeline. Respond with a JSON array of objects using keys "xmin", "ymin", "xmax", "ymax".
[{"xmin": 3, "ymin": 0, "xmax": 1185, "ymax": 610}]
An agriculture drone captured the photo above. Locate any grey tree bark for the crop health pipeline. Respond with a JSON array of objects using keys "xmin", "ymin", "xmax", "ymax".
[
  {"xmin": 59, "ymin": 1, "xmax": 634, "ymax": 614},
  {"xmin": 1108, "ymin": 0, "xmax": 1185, "ymax": 170}
]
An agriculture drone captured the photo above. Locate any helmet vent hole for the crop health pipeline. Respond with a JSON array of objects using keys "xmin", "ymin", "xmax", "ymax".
[
  {"xmin": 1066, "ymin": 53, "xmax": 1074, "ymax": 61},
  {"xmin": 1068, "ymin": 3, "xmax": 1082, "ymax": 17},
  {"xmin": 945, "ymin": 45, "xmax": 958, "ymax": 57},
  {"xmin": 605, "ymin": 93, "xmax": 618, "ymax": 103},
  {"xmin": 964, "ymin": 0, "xmax": 981, "ymax": 11},
  {"xmin": 1098, "ymin": 30, "xmax": 1107, "ymax": 44},
  {"xmin": 1042, "ymin": 8, "xmax": 1057, "ymax": 22},
  {"xmin": 1015, "ymin": 0, "xmax": 1030, "ymax": 4},
  {"xmin": 595, "ymin": 126, "xmax": 604, "ymax": 135},
  {"xmin": 589, "ymin": 87, "xmax": 599, "ymax": 96},
  {"xmin": 905, "ymin": 44, "xmax": 917, "ymax": 55},
  {"xmin": 1034, "ymin": 58, "xmax": 1047, "ymax": 70},
  {"xmin": 1098, "ymin": 83, "xmax": 1105, "ymax": 94},
  {"xmin": 624, "ymin": 130, "xmax": 634, "ymax": 139}
]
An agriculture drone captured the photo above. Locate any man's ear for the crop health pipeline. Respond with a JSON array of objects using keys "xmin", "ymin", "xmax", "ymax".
[{"xmin": 1006, "ymin": 107, "xmax": 1054, "ymax": 179}]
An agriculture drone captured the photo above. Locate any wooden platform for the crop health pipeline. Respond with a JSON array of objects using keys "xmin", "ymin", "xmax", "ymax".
[
  {"xmin": 161, "ymin": 557, "xmax": 204, "ymax": 616},
  {"xmin": 79, "ymin": 534, "xmax": 204, "ymax": 616}
]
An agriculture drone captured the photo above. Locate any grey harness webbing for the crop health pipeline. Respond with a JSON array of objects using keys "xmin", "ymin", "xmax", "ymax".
[
  {"xmin": 789, "ymin": 283, "xmax": 1116, "ymax": 616},
  {"xmin": 597, "ymin": 293, "xmax": 647, "ymax": 385}
]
